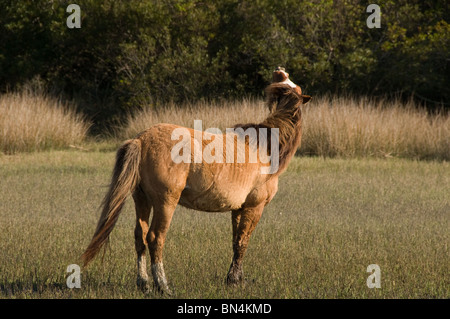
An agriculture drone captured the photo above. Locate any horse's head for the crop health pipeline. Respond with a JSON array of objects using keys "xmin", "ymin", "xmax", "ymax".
[{"xmin": 267, "ymin": 67, "xmax": 311, "ymax": 112}]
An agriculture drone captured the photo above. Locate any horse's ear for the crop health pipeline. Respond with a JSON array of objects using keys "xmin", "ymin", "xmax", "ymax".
[{"xmin": 302, "ymin": 95, "xmax": 311, "ymax": 104}]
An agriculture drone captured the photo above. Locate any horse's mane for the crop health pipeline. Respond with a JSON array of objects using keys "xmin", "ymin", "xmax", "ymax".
[{"xmin": 234, "ymin": 83, "xmax": 304, "ymax": 174}]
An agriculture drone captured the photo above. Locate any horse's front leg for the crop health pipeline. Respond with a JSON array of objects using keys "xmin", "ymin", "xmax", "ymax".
[{"xmin": 227, "ymin": 203, "xmax": 264, "ymax": 285}]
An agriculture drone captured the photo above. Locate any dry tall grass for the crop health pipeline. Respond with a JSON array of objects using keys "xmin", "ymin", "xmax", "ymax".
[
  {"xmin": 122, "ymin": 98, "xmax": 268, "ymax": 137},
  {"xmin": 0, "ymin": 91, "xmax": 90, "ymax": 154},
  {"xmin": 301, "ymin": 96, "xmax": 450, "ymax": 160},
  {"xmin": 123, "ymin": 96, "xmax": 450, "ymax": 161}
]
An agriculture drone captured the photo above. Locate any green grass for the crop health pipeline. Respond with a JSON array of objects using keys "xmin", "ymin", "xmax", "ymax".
[{"xmin": 0, "ymin": 150, "xmax": 448, "ymax": 298}]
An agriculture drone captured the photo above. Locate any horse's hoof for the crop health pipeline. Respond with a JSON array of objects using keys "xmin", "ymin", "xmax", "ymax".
[
  {"xmin": 153, "ymin": 283, "xmax": 173, "ymax": 296},
  {"xmin": 226, "ymin": 275, "xmax": 244, "ymax": 286},
  {"xmin": 226, "ymin": 275, "xmax": 255, "ymax": 287},
  {"xmin": 137, "ymin": 277, "xmax": 151, "ymax": 294}
]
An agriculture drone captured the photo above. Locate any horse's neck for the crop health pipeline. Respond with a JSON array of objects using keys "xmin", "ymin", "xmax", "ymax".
[
  {"xmin": 283, "ymin": 124, "xmax": 302, "ymax": 164},
  {"xmin": 272, "ymin": 111, "xmax": 302, "ymax": 175}
]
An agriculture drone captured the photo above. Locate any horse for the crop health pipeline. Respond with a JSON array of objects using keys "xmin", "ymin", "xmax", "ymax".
[{"xmin": 81, "ymin": 68, "xmax": 311, "ymax": 295}]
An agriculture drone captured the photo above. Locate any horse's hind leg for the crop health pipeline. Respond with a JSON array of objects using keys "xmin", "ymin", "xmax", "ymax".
[
  {"xmin": 147, "ymin": 195, "xmax": 180, "ymax": 295},
  {"xmin": 227, "ymin": 204, "xmax": 264, "ymax": 285},
  {"xmin": 133, "ymin": 186, "xmax": 152, "ymax": 293}
]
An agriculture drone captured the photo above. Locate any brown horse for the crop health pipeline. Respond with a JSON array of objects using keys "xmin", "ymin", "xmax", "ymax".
[{"xmin": 81, "ymin": 68, "xmax": 311, "ymax": 294}]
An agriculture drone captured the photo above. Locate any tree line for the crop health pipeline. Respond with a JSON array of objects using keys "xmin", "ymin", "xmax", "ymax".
[{"xmin": 1, "ymin": 0, "xmax": 449, "ymax": 131}]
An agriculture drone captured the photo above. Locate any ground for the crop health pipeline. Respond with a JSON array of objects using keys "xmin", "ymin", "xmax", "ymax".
[{"xmin": 0, "ymin": 150, "xmax": 448, "ymax": 298}]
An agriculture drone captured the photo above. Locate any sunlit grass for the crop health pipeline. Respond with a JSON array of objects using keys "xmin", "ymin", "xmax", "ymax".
[
  {"xmin": 122, "ymin": 96, "xmax": 450, "ymax": 160},
  {"xmin": 0, "ymin": 151, "xmax": 448, "ymax": 298},
  {"xmin": 0, "ymin": 90, "xmax": 90, "ymax": 154}
]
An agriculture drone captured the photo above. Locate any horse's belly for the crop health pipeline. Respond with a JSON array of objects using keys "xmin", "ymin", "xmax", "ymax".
[
  {"xmin": 179, "ymin": 159, "xmax": 261, "ymax": 212},
  {"xmin": 178, "ymin": 184, "xmax": 248, "ymax": 212}
]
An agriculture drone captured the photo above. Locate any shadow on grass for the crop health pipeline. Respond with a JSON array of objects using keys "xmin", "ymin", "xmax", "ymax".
[
  {"xmin": 0, "ymin": 279, "xmax": 67, "ymax": 297},
  {"xmin": 0, "ymin": 276, "xmax": 120, "ymax": 298}
]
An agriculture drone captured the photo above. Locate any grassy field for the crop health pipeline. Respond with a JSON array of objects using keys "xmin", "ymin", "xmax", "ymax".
[{"xmin": 0, "ymin": 150, "xmax": 448, "ymax": 299}]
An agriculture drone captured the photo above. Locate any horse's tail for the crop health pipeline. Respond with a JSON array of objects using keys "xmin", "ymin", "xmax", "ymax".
[{"xmin": 81, "ymin": 139, "xmax": 141, "ymax": 267}]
